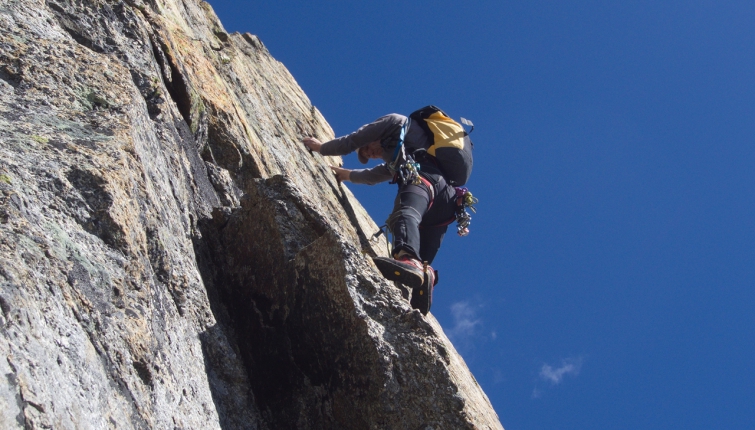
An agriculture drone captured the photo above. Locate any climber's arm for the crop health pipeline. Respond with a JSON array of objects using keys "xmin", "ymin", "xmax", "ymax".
[
  {"xmin": 316, "ymin": 114, "xmax": 405, "ymax": 156},
  {"xmin": 329, "ymin": 164, "xmax": 392, "ymax": 185},
  {"xmin": 343, "ymin": 164, "xmax": 393, "ymax": 185}
]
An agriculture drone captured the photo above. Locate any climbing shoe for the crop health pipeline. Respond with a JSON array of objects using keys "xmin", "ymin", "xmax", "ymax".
[
  {"xmin": 411, "ymin": 266, "xmax": 437, "ymax": 316},
  {"xmin": 372, "ymin": 256, "xmax": 425, "ymax": 288}
]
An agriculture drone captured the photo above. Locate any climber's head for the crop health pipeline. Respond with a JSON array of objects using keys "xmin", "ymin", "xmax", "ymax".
[{"xmin": 357, "ymin": 140, "xmax": 383, "ymax": 164}]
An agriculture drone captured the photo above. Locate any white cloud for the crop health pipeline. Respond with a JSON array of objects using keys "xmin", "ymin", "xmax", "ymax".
[
  {"xmin": 531, "ymin": 387, "xmax": 542, "ymax": 399},
  {"xmin": 448, "ymin": 301, "xmax": 481, "ymax": 341},
  {"xmin": 539, "ymin": 357, "xmax": 583, "ymax": 385}
]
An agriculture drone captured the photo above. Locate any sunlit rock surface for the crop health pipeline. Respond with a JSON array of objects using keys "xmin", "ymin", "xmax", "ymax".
[{"xmin": 0, "ymin": 0, "xmax": 503, "ymax": 428}]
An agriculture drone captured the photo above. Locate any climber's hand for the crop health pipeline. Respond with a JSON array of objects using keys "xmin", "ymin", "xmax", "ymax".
[
  {"xmin": 302, "ymin": 137, "xmax": 323, "ymax": 153},
  {"xmin": 330, "ymin": 166, "xmax": 351, "ymax": 182}
]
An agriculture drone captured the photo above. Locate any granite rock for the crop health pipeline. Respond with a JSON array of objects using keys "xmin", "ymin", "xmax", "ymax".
[{"xmin": 0, "ymin": 0, "xmax": 503, "ymax": 428}]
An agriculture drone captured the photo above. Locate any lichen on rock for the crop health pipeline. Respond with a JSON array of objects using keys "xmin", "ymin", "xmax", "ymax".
[{"xmin": 0, "ymin": 0, "xmax": 503, "ymax": 428}]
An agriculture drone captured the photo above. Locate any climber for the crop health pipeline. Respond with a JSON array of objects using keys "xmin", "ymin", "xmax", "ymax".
[{"xmin": 302, "ymin": 111, "xmax": 465, "ymax": 315}]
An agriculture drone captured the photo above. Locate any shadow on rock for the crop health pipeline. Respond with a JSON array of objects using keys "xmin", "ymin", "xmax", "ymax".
[{"xmin": 193, "ymin": 175, "xmax": 382, "ymax": 430}]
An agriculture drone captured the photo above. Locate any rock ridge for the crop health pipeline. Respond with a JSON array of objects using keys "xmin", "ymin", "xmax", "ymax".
[{"xmin": 0, "ymin": 0, "xmax": 504, "ymax": 428}]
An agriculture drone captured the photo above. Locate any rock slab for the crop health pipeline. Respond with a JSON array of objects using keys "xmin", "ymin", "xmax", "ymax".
[{"xmin": 0, "ymin": 0, "xmax": 504, "ymax": 428}]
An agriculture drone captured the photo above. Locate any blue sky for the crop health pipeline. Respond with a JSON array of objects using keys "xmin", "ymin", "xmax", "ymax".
[{"xmin": 209, "ymin": 1, "xmax": 755, "ymax": 428}]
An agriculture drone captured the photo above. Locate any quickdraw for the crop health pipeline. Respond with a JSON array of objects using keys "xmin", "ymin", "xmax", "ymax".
[
  {"xmin": 453, "ymin": 187, "xmax": 478, "ymax": 237},
  {"xmin": 395, "ymin": 158, "xmax": 422, "ymax": 186}
]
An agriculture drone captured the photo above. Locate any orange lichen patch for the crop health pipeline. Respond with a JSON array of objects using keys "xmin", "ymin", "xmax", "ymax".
[{"xmin": 152, "ymin": 23, "xmax": 280, "ymax": 177}]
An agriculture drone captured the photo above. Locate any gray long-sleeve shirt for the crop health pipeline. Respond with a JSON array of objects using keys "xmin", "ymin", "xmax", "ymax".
[{"xmin": 320, "ymin": 114, "xmax": 432, "ymax": 185}]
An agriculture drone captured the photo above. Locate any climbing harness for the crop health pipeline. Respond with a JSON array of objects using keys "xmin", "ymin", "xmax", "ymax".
[
  {"xmin": 373, "ymin": 184, "xmax": 479, "ymax": 254},
  {"xmin": 416, "ymin": 186, "xmax": 478, "ymax": 236}
]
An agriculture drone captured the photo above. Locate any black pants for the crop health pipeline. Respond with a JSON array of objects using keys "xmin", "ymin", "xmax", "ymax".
[{"xmin": 387, "ymin": 164, "xmax": 456, "ymax": 265}]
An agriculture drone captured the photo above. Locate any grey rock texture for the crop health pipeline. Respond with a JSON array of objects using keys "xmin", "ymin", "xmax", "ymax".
[{"xmin": 0, "ymin": 0, "xmax": 504, "ymax": 428}]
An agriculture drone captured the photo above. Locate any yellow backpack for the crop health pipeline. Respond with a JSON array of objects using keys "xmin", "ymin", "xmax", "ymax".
[{"xmin": 409, "ymin": 106, "xmax": 474, "ymax": 186}]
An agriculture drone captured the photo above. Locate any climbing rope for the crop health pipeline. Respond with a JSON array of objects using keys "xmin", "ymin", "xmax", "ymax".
[{"xmin": 371, "ymin": 224, "xmax": 394, "ymax": 256}]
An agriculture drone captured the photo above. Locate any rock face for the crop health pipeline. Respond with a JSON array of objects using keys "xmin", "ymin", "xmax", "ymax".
[{"xmin": 0, "ymin": 0, "xmax": 504, "ymax": 428}]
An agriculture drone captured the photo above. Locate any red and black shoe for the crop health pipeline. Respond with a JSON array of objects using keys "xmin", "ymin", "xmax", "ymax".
[
  {"xmin": 372, "ymin": 255, "xmax": 425, "ymax": 288},
  {"xmin": 411, "ymin": 266, "xmax": 438, "ymax": 316}
]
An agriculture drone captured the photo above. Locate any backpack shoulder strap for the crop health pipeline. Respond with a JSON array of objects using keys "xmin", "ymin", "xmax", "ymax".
[{"xmin": 388, "ymin": 117, "xmax": 412, "ymax": 172}]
